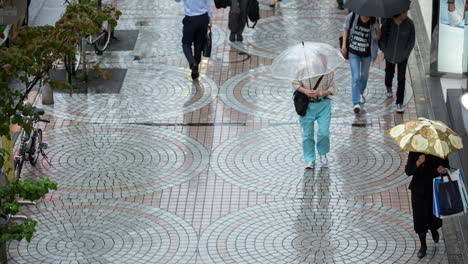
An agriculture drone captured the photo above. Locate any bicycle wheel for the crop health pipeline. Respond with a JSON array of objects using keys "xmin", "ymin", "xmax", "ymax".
[
  {"xmin": 29, "ymin": 129, "xmax": 42, "ymax": 166},
  {"xmin": 93, "ymin": 21, "xmax": 111, "ymax": 54}
]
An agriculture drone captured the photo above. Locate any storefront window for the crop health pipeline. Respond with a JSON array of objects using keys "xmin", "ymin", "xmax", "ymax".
[{"xmin": 437, "ymin": 0, "xmax": 465, "ymax": 74}]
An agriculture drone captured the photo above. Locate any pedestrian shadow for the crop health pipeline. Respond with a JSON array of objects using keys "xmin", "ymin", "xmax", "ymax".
[{"xmin": 299, "ymin": 167, "xmax": 333, "ymax": 200}]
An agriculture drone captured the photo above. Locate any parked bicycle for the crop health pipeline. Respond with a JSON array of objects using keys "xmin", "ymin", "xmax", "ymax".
[
  {"xmin": 63, "ymin": 0, "xmax": 115, "ymax": 83},
  {"xmin": 14, "ymin": 107, "xmax": 51, "ymax": 179}
]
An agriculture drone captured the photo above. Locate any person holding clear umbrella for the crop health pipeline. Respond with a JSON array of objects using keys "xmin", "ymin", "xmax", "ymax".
[
  {"xmin": 271, "ymin": 42, "xmax": 344, "ymax": 169},
  {"xmin": 293, "ymin": 63, "xmax": 337, "ymax": 169}
]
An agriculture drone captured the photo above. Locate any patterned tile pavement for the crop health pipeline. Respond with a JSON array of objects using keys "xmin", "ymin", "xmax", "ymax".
[
  {"xmin": 199, "ymin": 200, "xmax": 445, "ymax": 264},
  {"xmin": 7, "ymin": 0, "xmax": 449, "ymax": 263},
  {"xmin": 20, "ymin": 124, "xmax": 210, "ymax": 199},
  {"xmin": 38, "ymin": 66, "xmax": 219, "ymax": 123},
  {"xmin": 210, "ymin": 124, "xmax": 409, "ymax": 198},
  {"xmin": 8, "ymin": 200, "xmax": 198, "ymax": 264},
  {"xmin": 219, "ymin": 66, "xmax": 413, "ymax": 122}
]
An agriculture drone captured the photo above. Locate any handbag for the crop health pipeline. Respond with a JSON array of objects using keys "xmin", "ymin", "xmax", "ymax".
[
  {"xmin": 293, "ymin": 75, "xmax": 324, "ymax": 116},
  {"xmin": 203, "ymin": 28, "xmax": 212, "ymax": 58}
]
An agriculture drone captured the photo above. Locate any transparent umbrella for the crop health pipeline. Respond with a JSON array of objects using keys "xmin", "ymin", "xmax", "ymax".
[{"xmin": 271, "ymin": 42, "xmax": 345, "ymax": 80}]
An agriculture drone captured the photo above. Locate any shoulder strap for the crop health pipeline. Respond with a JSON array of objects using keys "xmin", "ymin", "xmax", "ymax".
[
  {"xmin": 312, "ymin": 75, "xmax": 324, "ymax": 90},
  {"xmin": 246, "ymin": 20, "xmax": 257, "ymax": 29},
  {"xmin": 349, "ymin": 12, "xmax": 356, "ymax": 30}
]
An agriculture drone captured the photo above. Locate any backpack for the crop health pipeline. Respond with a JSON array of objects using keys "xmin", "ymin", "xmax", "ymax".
[
  {"xmin": 214, "ymin": 0, "xmax": 230, "ymax": 9},
  {"xmin": 246, "ymin": 0, "xmax": 260, "ymax": 28}
]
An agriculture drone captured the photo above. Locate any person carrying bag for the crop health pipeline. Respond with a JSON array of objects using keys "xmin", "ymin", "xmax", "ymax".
[
  {"xmin": 293, "ymin": 71, "xmax": 336, "ymax": 169},
  {"xmin": 405, "ymin": 152, "xmax": 450, "ymax": 259}
]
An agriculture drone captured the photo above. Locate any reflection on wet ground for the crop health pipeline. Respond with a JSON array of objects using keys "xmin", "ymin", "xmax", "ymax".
[{"xmin": 7, "ymin": 0, "xmax": 448, "ymax": 263}]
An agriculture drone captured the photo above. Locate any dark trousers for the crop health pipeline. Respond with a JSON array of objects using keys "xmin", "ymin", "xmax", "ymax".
[
  {"xmin": 337, "ymin": 0, "xmax": 344, "ymax": 5},
  {"xmin": 385, "ymin": 59, "xmax": 408, "ymax": 105},
  {"xmin": 229, "ymin": 0, "xmax": 248, "ymax": 35},
  {"xmin": 182, "ymin": 13, "xmax": 209, "ymax": 66}
]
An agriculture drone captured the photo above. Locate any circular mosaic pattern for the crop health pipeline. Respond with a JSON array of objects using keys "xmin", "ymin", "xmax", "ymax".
[
  {"xmin": 21, "ymin": 125, "xmax": 209, "ymax": 199},
  {"xmin": 39, "ymin": 65, "xmax": 217, "ymax": 122},
  {"xmin": 220, "ymin": 66, "xmax": 413, "ymax": 122},
  {"xmin": 113, "ymin": 0, "xmax": 184, "ymax": 15},
  {"xmin": 199, "ymin": 200, "xmax": 445, "ymax": 264},
  {"xmin": 229, "ymin": 15, "xmax": 344, "ymax": 58},
  {"xmin": 211, "ymin": 124, "xmax": 409, "ymax": 198},
  {"xmin": 8, "ymin": 200, "xmax": 198, "ymax": 264},
  {"xmin": 98, "ymin": 17, "xmax": 226, "ymax": 62},
  {"xmin": 258, "ymin": 0, "xmax": 339, "ymax": 11}
]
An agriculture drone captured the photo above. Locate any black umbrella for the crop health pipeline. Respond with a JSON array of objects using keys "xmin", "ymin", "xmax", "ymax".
[{"xmin": 344, "ymin": 0, "xmax": 411, "ymax": 18}]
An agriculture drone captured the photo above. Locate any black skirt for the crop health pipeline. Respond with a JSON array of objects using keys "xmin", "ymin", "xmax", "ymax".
[{"xmin": 411, "ymin": 191, "xmax": 442, "ymax": 233}]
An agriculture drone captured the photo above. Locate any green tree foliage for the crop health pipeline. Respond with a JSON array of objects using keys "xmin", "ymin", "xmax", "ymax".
[{"xmin": 0, "ymin": 0, "xmax": 121, "ymax": 245}]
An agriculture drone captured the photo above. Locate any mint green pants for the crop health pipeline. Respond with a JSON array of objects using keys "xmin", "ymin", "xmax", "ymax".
[{"xmin": 299, "ymin": 99, "xmax": 331, "ymax": 163}]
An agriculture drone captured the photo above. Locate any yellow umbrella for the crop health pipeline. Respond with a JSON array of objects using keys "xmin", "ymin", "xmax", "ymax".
[{"xmin": 385, "ymin": 118, "xmax": 464, "ymax": 158}]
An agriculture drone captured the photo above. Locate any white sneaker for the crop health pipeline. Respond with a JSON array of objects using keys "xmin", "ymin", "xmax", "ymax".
[
  {"xmin": 320, "ymin": 155, "xmax": 328, "ymax": 166},
  {"xmin": 305, "ymin": 162, "xmax": 315, "ymax": 169},
  {"xmin": 353, "ymin": 104, "xmax": 361, "ymax": 114},
  {"xmin": 396, "ymin": 104, "xmax": 404, "ymax": 113},
  {"xmin": 360, "ymin": 94, "xmax": 366, "ymax": 104}
]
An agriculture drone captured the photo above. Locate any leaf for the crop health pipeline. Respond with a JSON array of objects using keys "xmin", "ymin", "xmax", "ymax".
[
  {"xmin": 101, "ymin": 71, "xmax": 111, "ymax": 80},
  {"xmin": 49, "ymin": 80, "xmax": 73, "ymax": 91}
]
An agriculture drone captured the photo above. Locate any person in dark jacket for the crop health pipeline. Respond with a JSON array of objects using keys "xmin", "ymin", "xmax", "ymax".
[
  {"xmin": 228, "ymin": 0, "xmax": 248, "ymax": 42},
  {"xmin": 379, "ymin": 11, "xmax": 415, "ymax": 113},
  {"xmin": 405, "ymin": 152, "xmax": 449, "ymax": 259}
]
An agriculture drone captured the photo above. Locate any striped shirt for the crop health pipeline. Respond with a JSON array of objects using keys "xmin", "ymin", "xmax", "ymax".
[{"xmin": 292, "ymin": 72, "xmax": 337, "ymax": 97}]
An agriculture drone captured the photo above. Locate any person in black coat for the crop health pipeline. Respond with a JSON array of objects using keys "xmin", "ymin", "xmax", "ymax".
[
  {"xmin": 379, "ymin": 11, "xmax": 415, "ymax": 113},
  {"xmin": 228, "ymin": 0, "xmax": 248, "ymax": 42},
  {"xmin": 405, "ymin": 152, "xmax": 449, "ymax": 259}
]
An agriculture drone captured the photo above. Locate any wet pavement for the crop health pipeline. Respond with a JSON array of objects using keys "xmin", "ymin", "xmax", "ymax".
[{"xmin": 7, "ymin": 0, "xmax": 449, "ymax": 263}]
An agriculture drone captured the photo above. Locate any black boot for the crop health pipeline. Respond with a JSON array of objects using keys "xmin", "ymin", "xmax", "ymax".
[
  {"xmin": 191, "ymin": 63, "xmax": 199, "ymax": 80},
  {"xmin": 237, "ymin": 33, "xmax": 243, "ymax": 42},
  {"xmin": 229, "ymin": 32, "xmax": 236, "ymax": 42},
  {"xmin": 431, "ymin": 229, "xmax": 440, "ymax": 243},
  {"xmin": 417, "ymin": 232, "xmax": 427, "ymax": 258}
]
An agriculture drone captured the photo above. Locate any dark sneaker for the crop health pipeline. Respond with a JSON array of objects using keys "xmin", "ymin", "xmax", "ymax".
[
  {"xmin": 237, "ymin": 34, "xmax": 243, "ymax": 42},
  {"xmin": 229, "ymin": 32, "xmax": 235, "ymax": 42},
  {"xmin": 386, "ymin": 87, "xmax": 393, "ymax": 98},
  {"xmin": 191, "ymin": 64, "xmax": 199, "ymax": 80}
]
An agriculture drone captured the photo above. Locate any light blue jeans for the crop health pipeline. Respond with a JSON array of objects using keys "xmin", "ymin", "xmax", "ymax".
[
  {"xmin": 299, "ymin": 99, "xmax": 331, "ymax": 163},
  {"xmin": 349, "ymin": 52, "xmax": 372, "ymax": 106}
]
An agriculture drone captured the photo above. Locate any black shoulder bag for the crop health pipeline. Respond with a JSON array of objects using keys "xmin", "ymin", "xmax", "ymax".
[
  {"xmin": 293, "ymin": 75, "xmax": 324, "ymax": 116},
  {"xmin": 203, "ymin": 27, "xmax": 212, "ymax": 58}
]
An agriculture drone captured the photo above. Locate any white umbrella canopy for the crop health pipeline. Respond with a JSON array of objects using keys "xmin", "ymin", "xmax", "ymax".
[{"xmin": 271, "ymin": 42, "xmax": 345, "ymax": 80}]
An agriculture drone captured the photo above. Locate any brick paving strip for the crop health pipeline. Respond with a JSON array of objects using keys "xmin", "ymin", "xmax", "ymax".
[{"xmin": 7, "ymin": 0, "xmax": 451, "ymax": 263}]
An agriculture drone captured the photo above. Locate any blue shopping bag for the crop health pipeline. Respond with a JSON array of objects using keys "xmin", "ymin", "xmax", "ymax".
[{"xmin": 433, "ymin": 170, "xmax": 467, "ymax": 218}]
